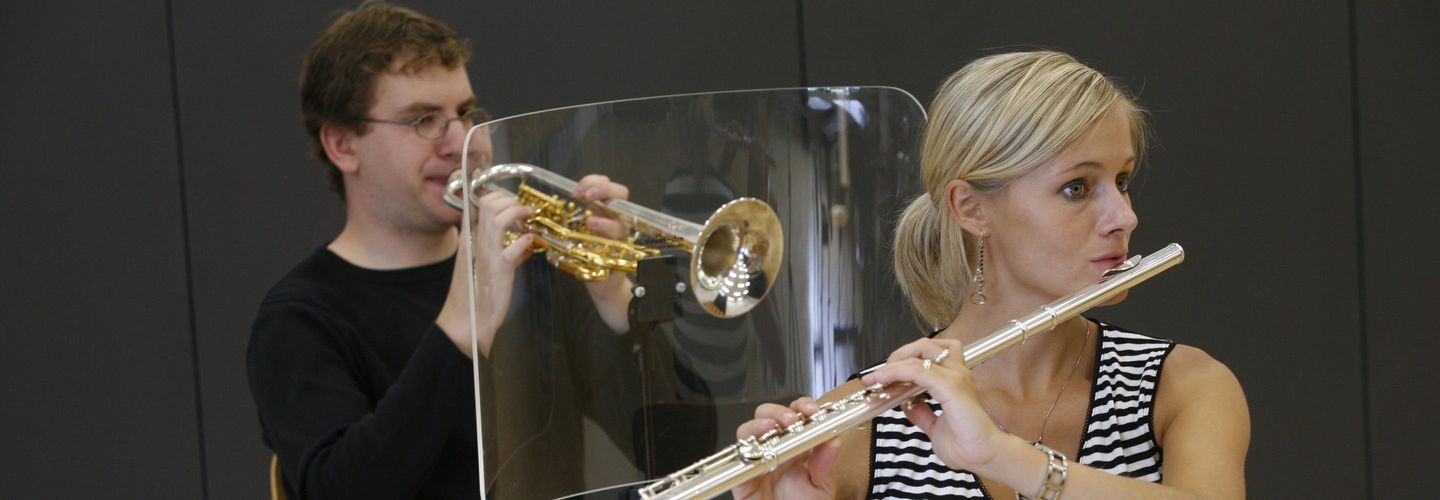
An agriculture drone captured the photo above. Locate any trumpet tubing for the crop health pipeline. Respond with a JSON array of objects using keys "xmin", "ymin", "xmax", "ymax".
[
  {"xmin": 637, "ymin": 243, "xmax": 1186, "ymax": 499},
  {"xmin": 506, "ymin": 183, "xmax": 659, "ymax": 281}
]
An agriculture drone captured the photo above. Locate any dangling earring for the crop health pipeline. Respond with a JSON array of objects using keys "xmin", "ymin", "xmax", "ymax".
[{"xmin": 970, "ymin": 236, "xmax": 988, "ymax": 305}]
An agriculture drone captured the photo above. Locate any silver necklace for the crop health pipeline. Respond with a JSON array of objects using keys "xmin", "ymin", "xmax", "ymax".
[{"xmin": 985, "ymin": 320, "xmax": 1091, "ymax": 446}]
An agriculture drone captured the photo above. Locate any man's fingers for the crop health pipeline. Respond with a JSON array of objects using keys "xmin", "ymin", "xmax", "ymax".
[
  {"xmin": 490, "ymin": 204, "xmax": 532, "ymax": 234},
  {"xmin": 585, "ymin": 217, "xmax": 628, "ymax": 239},
  {"xmin": 500, "ymin": 233, "xmax": 534, "ymax": 263},
  {"xmin": 573, "ymin": 175, "xmax": 630, "ymax": 201}
]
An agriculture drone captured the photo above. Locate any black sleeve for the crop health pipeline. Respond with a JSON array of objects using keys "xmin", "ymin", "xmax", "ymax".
[
  {"xmin": 247, "ymin": 301, "xmax": 474, "ymax": 499},
  {"xmin": 558, "ymin": 277, "xmax": 658, "ymax": 463}
]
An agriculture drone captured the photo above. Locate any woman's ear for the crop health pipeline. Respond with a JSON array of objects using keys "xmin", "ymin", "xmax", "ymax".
[
  {"xmin": 320, "ymin": 123, "xmax": 360, "ymax": 174},
  {"xmin": 944, "ymin": 178, "xmax": 988, "ymax": 236}
]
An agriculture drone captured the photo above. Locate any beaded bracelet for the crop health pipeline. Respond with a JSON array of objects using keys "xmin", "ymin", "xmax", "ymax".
[{"xmin": 1021, "ymin": 442, "xmax": 1069, "ymax": 500}]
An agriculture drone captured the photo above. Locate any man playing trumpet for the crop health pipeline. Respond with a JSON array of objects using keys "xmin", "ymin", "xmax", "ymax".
[{"xmin": 247, "ymin": 2, "xmax": 637, "ymax": 498}]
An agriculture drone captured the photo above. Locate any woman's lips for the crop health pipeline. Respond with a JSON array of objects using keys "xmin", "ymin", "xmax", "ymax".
[{"xmin": 1094, "ymin": 254, "xmax": 1127, "ymax": 270}]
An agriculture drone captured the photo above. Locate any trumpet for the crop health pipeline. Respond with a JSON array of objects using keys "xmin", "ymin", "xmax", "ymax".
[
  {"xmin": 444, "ymin": 163, "xmax": 784, "ymax": 318},
  {"xmin": 637, "ymin": 243, "xmax": 1186, "ymax": 499}
]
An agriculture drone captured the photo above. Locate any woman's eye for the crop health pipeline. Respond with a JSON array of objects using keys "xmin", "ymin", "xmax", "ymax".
[
  {"xmin": 1116, "ymin": 175, "xmax": 1131, "ymax": 193},
  {"xmin": 1062, "ymin": 181, "xmax": 1087, "ymax": 199}
]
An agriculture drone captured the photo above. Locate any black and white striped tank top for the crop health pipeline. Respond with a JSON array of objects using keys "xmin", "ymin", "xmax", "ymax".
[{"xmin": 863, "ymin": 320, "xmax": 1174, "ymax": 498}]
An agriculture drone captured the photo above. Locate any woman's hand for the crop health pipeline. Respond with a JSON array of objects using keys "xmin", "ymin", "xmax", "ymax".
[
  {"xmin": 859, "ymin": 337, "xmax": 1009, "ymax": 472},
  {"xmin": 730, "ymin": 398, "xmax": 845, "ymax": 500}
]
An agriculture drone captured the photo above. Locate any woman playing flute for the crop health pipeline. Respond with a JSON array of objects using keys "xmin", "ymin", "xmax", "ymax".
[{"xmin": 734, "ymin": 51, "xmax": 1250, "ymax": 499}]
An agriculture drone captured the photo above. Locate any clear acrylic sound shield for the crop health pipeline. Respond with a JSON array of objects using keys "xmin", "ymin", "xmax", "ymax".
[{"xmin": 454, "ymin": 87, "xmax": 926, "ymax": 499}]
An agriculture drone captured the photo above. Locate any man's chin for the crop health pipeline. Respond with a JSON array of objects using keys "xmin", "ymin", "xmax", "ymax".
[{"xmin": 424, "ymin": 206, "xmax": 464, "ymax": 230}]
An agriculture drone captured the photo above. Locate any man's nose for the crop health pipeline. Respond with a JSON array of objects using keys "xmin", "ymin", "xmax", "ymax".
[{"xmin": 436, "ymin": 119, "xmax": 468, "ymax": 159}]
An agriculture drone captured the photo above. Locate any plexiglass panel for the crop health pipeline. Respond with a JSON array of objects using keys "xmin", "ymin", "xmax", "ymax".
[{"xmin": 455, "ymin": 87, "xmax": 925, "ymax": 499}]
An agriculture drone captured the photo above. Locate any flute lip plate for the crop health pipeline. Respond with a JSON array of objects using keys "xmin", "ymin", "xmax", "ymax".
[{"xmin": 1102, "ymin": 254, "xmax": 1141, "ymax": 277}]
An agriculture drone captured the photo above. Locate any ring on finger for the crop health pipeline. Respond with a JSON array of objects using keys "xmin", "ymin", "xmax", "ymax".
[
  {"xmin": 933, "ymin": 348, "xmax": 951, "ymax": 366},
  {"xmin": 922, "ymin": 358, "xmax": 933, "ymax": 370}
]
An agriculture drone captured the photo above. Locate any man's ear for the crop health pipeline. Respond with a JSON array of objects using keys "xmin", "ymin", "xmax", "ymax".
[
  {"xmin": 320, "ymin": 123, "xmax": 360, "ymax": 174},
  {"xmin": 944, "ymin": 178, "xmax": 988, "ymax": 237}
]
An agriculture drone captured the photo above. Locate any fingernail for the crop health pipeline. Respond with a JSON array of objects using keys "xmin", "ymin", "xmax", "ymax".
[{"xmin": 586, "ymin": 188, "xmax": 600, "ymax": 199}]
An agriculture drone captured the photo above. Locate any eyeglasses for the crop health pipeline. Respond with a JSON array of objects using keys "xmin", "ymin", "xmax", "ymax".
[{"xmin": 363, "ymin": 108, "xmax": 490, "ymax": 140}]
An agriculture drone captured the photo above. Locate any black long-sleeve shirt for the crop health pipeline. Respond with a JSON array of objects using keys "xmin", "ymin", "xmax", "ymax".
[{"xmin": 248, "ymin": 248, "xmax": 650, "ymax": 499}]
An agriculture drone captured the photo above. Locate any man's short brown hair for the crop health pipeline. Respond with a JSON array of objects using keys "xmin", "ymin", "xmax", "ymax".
[{"xmin": 300, "ymin": 0, "xmax": 470, "ymax": 199}]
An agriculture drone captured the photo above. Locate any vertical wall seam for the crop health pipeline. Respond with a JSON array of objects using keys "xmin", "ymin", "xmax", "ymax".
[
  {"xmin": 795, "ymin": 0, "xmax": 808, "ymax": 86},
  {"xmin": 1346, "ymin": 0, "xmax": 1373, "ymax": 498},
  {"xmin": 164, "ymin": 0, "xmax": 210, "ymax": 497}
]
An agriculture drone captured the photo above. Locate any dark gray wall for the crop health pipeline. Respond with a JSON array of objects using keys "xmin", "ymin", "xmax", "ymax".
[
  {"xmin": 1356, "ymin": 2, "xmax": 1440, "ymax": 499},
  {"xmin": 0, "ymin": 1, "xmax": 204, "ymax": 497},
  {"xmin": 2, "ymin": 0, "xmax": 1434, "ymax": 498}
]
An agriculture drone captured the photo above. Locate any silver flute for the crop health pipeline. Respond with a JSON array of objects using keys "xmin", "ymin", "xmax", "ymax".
[{"xmin": 638, "ymin": 243, "xmax": 1185, "ymax": 499}]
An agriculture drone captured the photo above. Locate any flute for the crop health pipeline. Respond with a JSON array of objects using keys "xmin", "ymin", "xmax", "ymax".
[{"xmin": 638, "ymin": 243, "xmax": 1186, "ymax": 500}]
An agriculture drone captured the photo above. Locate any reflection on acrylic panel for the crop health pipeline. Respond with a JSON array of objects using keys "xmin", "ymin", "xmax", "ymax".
[{"xmin": 455, "ymin": 87, "xmax": 926, "ymax": 499}]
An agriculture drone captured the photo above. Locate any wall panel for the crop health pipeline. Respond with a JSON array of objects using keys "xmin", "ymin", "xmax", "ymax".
[
  {"xmin": 0, "ymin": 1, "xmax": 202, "ymax": 497},
  {"xmin": 1356, "ymin": 2, "xmax": 1440, "ymax": 498}
]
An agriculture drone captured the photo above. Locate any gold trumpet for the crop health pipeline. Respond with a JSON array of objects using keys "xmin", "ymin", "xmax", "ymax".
[{"xmin": 444, "ymin": 163, "xmax": 784, "ymax": 318}]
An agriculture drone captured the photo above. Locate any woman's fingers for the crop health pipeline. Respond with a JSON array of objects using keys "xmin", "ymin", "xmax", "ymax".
[
  {"xmin": 886, "ymin": 337, "xmax": 962, "ymax": 365},
  {"xmin": 737, "ymin": 397, "xmax": 823, "ymax": 440},
  {"xmin": 806, "ymin": 439, "xmax": 843, "ymax": 487},
  {"xmin": 735, "ymin": 418, "xmax": 779, "ymax": 441},
  {"xmin": 789, "ymin": 397, "xmax": 820, "ymax": 415},
  {"xmin": 738, "ymin": 403, "xmax": 794, "ymax": 439},
  {"xmin": 861, "ymin": 358, "xmax": 971, "ymax": 413},
  {"xmin": 901, "ymin": 395, "xmax": 940, "ymax": 435}
]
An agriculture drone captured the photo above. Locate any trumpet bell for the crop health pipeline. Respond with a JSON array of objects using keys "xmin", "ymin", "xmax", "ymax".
[{"xmin": 691, "ymin": 198, "xmax": 783, "ymax": 317}]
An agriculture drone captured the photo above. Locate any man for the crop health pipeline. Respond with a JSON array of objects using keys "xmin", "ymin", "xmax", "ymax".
[{"xmin": 248, "ymin": 2, "xmax": 636, "ymax": 498}]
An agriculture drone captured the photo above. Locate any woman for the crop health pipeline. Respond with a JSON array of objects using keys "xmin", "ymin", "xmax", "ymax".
[{"xmin": 734, "ymin": 51, "xmax": 1250, "ymax": 499}]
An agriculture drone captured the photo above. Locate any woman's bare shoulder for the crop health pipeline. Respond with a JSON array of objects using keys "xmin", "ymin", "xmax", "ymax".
[
  {"xmin": 1155, "ymin": 344, "xmax": 1248, "ymax": 441},
  {"xmin": 1163, "ymin": 344, "xmax": 1241, "ymax": 395}
]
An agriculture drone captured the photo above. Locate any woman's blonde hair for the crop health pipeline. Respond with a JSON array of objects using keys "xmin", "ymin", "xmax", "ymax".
[{"xmin": 894, "ymin": 51, "xmax": 1147, "ymax": 328}]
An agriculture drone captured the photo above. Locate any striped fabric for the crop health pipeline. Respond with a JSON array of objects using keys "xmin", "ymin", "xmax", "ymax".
[{"xmin": 864, "ymin": 321, "xmax": 1174, "ymax": 498}]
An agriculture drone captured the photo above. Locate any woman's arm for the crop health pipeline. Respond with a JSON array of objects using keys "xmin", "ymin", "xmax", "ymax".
[
  {"xmin": 1152, "ymin": 345, "xmax": 1251, "ymax": 498},
  {"xmin": 861, "ymin": 339, "xmax": 1250, "ymax": 500}
]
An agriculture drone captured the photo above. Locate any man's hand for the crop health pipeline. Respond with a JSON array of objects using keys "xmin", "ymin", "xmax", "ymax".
[
  {"xmin": 435, "ymin": 190, "xmax": 534, "ymax": 358},
  {"xmin": 571, "ymin": 174, "xmax": 634, "ymax": 333}
]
